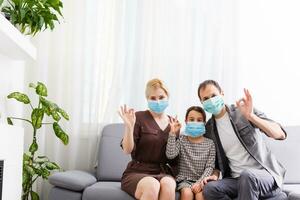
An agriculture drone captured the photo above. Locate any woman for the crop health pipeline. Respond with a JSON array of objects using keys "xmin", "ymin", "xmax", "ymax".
[{"xmin": 119, "ymin": 78, "xmax": 177, "ymax": 200}]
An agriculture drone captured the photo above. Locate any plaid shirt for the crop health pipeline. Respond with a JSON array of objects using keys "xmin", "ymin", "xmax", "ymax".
[{"xmin": 166, "ymin": 134, "xmax": 215, "ymax": 182}]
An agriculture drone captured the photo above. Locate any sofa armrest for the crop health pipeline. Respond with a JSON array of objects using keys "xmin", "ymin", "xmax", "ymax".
[
  {"xmin": 289, "ymin": 192, "xmax": 300, "ymax": 200},
  {"xmin": 49, "ymin": 170, "xmax": 97, "ymax": 192}
]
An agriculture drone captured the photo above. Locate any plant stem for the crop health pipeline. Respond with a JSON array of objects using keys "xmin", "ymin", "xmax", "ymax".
[
  {"xmin": 29, "ymin": 102, "xmax": 34, "ymax": 110},
  {"xmin": 8, "ymin": 117, "xmax": 32, "ymax": 125},
  {"xmin": 42, "ymin": 122, "xmax": 53, "ymax": 125}
]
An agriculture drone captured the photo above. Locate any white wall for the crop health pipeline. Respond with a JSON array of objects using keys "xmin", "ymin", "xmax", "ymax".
[{"xmin": 0, "ymin": 56, "xmax": 25, "ymax": 125}]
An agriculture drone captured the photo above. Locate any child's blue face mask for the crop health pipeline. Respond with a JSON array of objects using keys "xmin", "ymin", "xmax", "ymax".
[
  {"xmin": 148, "ymin": 100, "xmax": 169, "ymax": 114},
  {"xmin": 184, "ymin": 122, "xmax": 206, "ymax": 137},
  {"xmin": 202, "ymin": 95, "xmax": 224, "ymax": 115}
]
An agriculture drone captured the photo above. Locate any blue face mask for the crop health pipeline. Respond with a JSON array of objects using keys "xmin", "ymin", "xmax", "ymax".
[
  {"xmin": 184, "ymin": 122, "xmax": 206, "ymax": 137},
  {"xmin": 148, "ymin": 100, "xmax": 169, "ymax": 114},
  {"xmin": 202, "ymin": 95, "xmax": 224, "ymax": 115}
]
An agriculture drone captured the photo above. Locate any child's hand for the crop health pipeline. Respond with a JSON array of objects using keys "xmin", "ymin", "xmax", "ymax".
[
  {"xmin": 191, "ymin": 182, "xmax": 202, "ymax": 194},
  {"xmin": 169, "ymin": 116, "xmax": 181, "ymax": 134}
]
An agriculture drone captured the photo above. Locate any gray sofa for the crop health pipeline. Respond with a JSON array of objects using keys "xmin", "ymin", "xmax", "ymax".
[{"xmin": 48, "ymin": 124, "xmax": 300, "ymax": 200}]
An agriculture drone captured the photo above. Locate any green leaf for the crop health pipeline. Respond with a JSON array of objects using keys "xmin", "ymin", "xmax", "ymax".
[
  {"xmin": 40, "ymin": 97, "xmax": 58, "ymax": 112},
  {"xmin": 31, "ymin": 108, "xmax": 44, "ymax": 129},
  {"xmin": 7, "ymin": 92, "xmax": 30, "ymax": 104},
  {"xmin": 29, "ymin": 83, "xmax": 37, "ymax": 89},
  {"xmin": 41, "ymin": 167, "xmax": 50, "ymax": 179},
  {"xmin": 23, "ymin": 153, "xmax": 31, "ymax": 161},
  {"xmin": 58, "ymin": 108, "xmax": 69, "ymax": 120},
  {"xmin": 30, "ymin": 191, "xmax": 40, "ymax": 200},
  {"xmin": 20, "ymin": 8, "xmax": 26, "ymax": 20},
  {"xmin": 0, "ymin": 0, "xmax": 4, "ymax": 6},
  {"xmin": 51, "ymin": 111, "xmax": 61, "ymax": 121},
  {"xmin": 25, "ymin": 165, "xmax": 35, "ymax": 176},
  {"xmin": 7, "ymin": 117, "xmax": 13, "ymax": 125},
  {"xmin": 37, "ymin": 155, "xmax": 48, "ymax": 159},
  {"xmin": 42, "ymin": 104, "xmax": 51, "ymax": 116},
  {"xmin": 36, "ymin": 82, "xmax": 48, "ymax": 97},
  {"xmin": 53, "ymin": 122, "xmax": 69, "ymax": 145},
  {"xmin": 29, "ymin": 140, "xmax": 38, "ymax": 154},
  {"xmin": 22, "ymin": 169, "xmax": 31, "ymax": 189},
  {"xmin": 45, "ymin": 162, "xmax": 60, "ymax": 170}
]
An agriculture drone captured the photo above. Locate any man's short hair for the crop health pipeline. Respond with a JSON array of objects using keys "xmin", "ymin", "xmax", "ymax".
[{"xmin": 197, "ymin": 80, "xmax": 222, "ymax": 100}]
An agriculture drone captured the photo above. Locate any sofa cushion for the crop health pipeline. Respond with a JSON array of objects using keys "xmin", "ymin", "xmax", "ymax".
[
  {"xmin": 49, "ymin": 170, "xmax": 97, "ymax": 191},
  {"xmin": 288, "ymin": 192, "xmax": 300, "ymax": 200},
  {"xmin": 96, "ymin": 124, "xmax": 131, "ymax": 181},
  {"xmin": 48, "ymin": 187, "xmax": 82, "ymax": 200},
  {"xmin": 263, "ymin": 126, "xmax": 300, "ymax": 184},
  {"xmin": 82, "ymin": 182, "xmax": 134, "ymax": 200}
]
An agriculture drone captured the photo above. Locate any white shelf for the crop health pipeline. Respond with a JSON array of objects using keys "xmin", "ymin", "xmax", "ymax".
[
  {"xmin": 0, "ymin": 14, "xmax": 37, "ymax": 61},
  {"xmin": 0, "ymin": 124, "xmax": 24, "ymax": 200}
]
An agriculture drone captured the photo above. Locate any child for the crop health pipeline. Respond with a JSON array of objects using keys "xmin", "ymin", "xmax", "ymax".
[{"xmin": 166, "ymin": 106, "xmax": 216, "ymax": 200}]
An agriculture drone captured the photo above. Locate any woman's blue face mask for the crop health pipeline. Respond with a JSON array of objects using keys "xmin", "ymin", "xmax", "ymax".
[
  {"xmin": 148, "ymin": 100, "xmax": 169, "ymax": 114},
  {"xmin": 184, "ymin": 122, "xmax": 206, "ymax": 137}
]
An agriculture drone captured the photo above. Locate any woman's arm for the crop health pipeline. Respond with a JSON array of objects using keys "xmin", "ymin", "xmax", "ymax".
[
  {"xmin": 122, "ymin": 126, "xmax": 135, "ymax": 154},
  {"xmin": 118, "ymin": 105, "xmax": 136, "ymax": 154}
]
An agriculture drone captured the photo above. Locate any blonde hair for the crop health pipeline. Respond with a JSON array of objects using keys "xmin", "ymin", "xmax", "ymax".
[{"xmin": 145, "ymin": 78, "xmax": 169, "ymax": 98}]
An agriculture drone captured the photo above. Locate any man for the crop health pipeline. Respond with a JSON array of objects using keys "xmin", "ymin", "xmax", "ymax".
[{"xmin": 198, "ymin": 80, "xmax": 287, "ymax": 200}]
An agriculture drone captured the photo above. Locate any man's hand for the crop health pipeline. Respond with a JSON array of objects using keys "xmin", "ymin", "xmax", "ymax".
[
  {"xmin": 199, "ymin": 174, "xmax": 218, "ymax": 190},
  {"xmin": 236, "ymin": 89, "xmax": 286, "ymax": 140},
  {"xmin": 191, "ymin": 182, "xmax": 202, "ymax": 194},
  {"xmin": 236, "ymin": 88, "xmax": 254, "ymax": 120}
]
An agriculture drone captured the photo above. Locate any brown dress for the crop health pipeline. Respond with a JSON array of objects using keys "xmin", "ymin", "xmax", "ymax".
[{"xmin": 121, "ymin": 110, "xmax": 177, "ymax": 197}]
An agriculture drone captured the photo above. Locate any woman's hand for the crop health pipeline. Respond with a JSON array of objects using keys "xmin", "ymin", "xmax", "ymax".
[
  {"xmin": 169, "ymin": 116, "xmax": 181, "ymax": 134},
  {"xmin": 191, "ymin": 182, "xmax": 202, "ymax": 194},
  {"xmin": 118, "ymin": 104, "xmax": 136, "ymax": 130}
]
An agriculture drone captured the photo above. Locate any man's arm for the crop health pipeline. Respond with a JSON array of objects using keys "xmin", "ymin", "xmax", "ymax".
[
  {"xmin": 236, "ymin": 88, "xmax": 286, "ymax": 140},
  {"xmin": 247, "ymin": 112, "xmax": 286, "ymax": 140}
]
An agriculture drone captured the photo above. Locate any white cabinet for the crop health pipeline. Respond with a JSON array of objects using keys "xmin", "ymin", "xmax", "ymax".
[{"xmin": 0, "ymin": 124, "xmax": 24, "ymax": 200}]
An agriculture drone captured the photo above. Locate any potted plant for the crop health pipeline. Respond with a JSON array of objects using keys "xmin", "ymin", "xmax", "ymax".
[
  {"xmin": 0, "ymin": 0, "xmax": 63, "ymax": 36},
  {"xmin": 7, "ymin": 82, "xmax": 69, "ymax": 200}
]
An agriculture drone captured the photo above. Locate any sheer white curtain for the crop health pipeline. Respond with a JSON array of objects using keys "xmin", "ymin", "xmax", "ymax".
[
  {"xmin": 24, "ymin": 0, "xmax": 239, "ymax": 198},
  {"xmin": 236, "ymin": 0, "xmax": 300, "ymax": 126}
]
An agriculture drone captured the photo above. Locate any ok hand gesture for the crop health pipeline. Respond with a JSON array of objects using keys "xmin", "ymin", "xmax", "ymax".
[
  {"xmin": 118, "ymin": 104, "xmax": 136, "ymax": 129},
  {"xmin": 169, "ymin": 116, "xmax": 181, "ymax": 135},
  {"xmin": 236, "ymin": 88, "xmax": 254, "ymax": 120}
]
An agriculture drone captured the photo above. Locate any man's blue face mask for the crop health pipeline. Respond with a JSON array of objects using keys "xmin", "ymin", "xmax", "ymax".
[
  {"xmin": 184, "ymin": 122, "xmax": 206, "ymax": 137},
  {"xmin": 148, "ymin": 100, "xmax": 169, "ymax": 114},
  {"xmin": 202, "ymin": 95, "xmax": 224, "ymax": 115}
]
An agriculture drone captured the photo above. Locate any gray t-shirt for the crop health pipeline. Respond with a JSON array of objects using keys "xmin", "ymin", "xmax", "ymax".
[{"xmin": 216, "ymin": 112, "xmax": 262, "ymax": 178}]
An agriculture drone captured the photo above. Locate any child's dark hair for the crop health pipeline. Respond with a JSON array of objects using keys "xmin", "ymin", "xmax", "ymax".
[{"xmin": 185, "ymin": 106, "xmax": 206, "ymax": 122}]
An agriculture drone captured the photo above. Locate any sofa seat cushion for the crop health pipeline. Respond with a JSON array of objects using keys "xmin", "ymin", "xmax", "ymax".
[
  {"xmin": 49, "ymin": 187, "xmax": 82, "ymax": 200},
  {"xmin": 49, "ymin": 170, "xmax": 97, "ymax": 191},
  {"xmin": 82, "ymin": 182, "xmax": 134, "ymax": 200}
]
